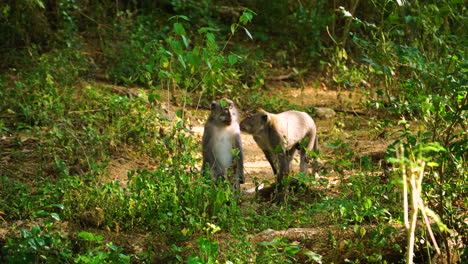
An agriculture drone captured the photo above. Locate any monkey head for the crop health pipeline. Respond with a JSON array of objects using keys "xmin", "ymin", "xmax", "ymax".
[
  {"xmin": 240, "ymin": 109, "xmax": 269, "ymax": 134},
  {"xmin": 210, "ymin": 98, "xmax": 238, "ymax": 126}
]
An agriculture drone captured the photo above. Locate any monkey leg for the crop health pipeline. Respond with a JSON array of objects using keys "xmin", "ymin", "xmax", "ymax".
[
  {"xmin": 287, "ymin": 147, "xmax": 297, "ymax": 171},
  {"xmin": 301, "ymin": 135, "xmax": 318, "ymax": 173},
  {"xmin": 277, "ymin": 151, "xmax": 291, "ymax": 192},
  {"xmin": 235, "ymin": 156, "xmax": 245, "ymax": 184},
  {"xmin": 236, "ymin": 171, "xmax": 245, "ymax": 184},
  {"xmin": 211, "ymin": 163, "xmax": 226, "ymax": 182},
  {"xmin": 263, "ymin": 150, "xmax": 278, "ymax": 175},
  {"xmin": 232, "ymin": 178, "xmax": 240, "ymax": 192},
  {"xmin": 299, "ymin": 148, "xmax": 308, "ymax": 173}
]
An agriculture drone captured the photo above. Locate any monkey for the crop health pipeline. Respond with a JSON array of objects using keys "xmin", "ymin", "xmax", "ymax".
[
  {"xmin": 240, "ymin": 109, "xmax": 318, "ymax": 200},
  {"xmin": 202, "ymin": 98, "xmax": 245, "ymax": 190}
]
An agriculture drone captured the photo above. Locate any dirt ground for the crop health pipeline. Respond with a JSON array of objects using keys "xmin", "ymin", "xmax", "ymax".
[
  {"xmin": 80, "ymin": 81, "xmax": 402, "ymax": 262},
  {"xmin": 1, "ymin": 80, "xmax": 404, "ymax": 263},
  {"xmin": 106, "ymin": 81, "xmax": 393, "ymax": 195}
]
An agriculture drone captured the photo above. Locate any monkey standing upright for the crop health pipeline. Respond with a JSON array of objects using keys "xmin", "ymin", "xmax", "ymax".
[
  {"xmin": 202, "ymin": 99, "xmax": 244, "ymax": 190},
  {"xmin": 240, "ymin": 109, "xmax": 318, "ymax": 200}
]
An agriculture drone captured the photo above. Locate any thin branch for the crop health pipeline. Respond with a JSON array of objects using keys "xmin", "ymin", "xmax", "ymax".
[
  {"xmin": 68, "ymin": 108, "xmax": 109, "ymax": 114},
  {"xmin": 326, "ymin": 26, "xmax": 340, "ymax": 46},
  {"xmin": 265, "ymin": 72, "xmax": 298, "ymax": 81},
  {"xmin": 419, "ymin": 198, "xmax": 441, "ymax": 255}
]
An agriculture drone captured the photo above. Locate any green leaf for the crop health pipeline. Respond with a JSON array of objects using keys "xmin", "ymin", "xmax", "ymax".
[
  {"xmin": 220, "ymin": 100, "xmax": 227, "ymax": 107},
  {"xmin": 395, "ymin": 0, "xmax": 405, "ymax": 6},
  {"xmin": 179, "ymin": 15, "xmax": 190, "ymax": 21},
  {"xmin": 230, "ymin": 24, "xmax": 236, "ymax": 35},
  {"xmin": 148, "ymin": 93, "xmax": 160, "ymax": 103},
  {"xmin": 304, "ymin": 250, "xmax": 323, "ymax": 263},
  {"xmin": 77, "ymin": 231, "xmax": 95, "ymax": 241},
  {"xmin": 285, "ymin": 245, "xmax": 301, "ymax": 254},
  {"xmin": 28, "ymin": 239, "xmax": 38, "ymax": 250},
  {"xmin": 363, "ymin": 198, "xmax": 372, "ymax": 209},
  {"xmin": 206, "ymin": 33, "xmax": 216, "ymax": 49},
  {"xmin": 50, "ymin": 213, "xmax": 60, "ymax": 221},
  {"xmin": 198, "ymin": 27, "xmax": 217, "ymax": 34},
  {"xmin": 186, "ymin": 53, "xmax": 201, "ymax": 68},
  {"xmin": 48, "ymin": 204, "xmax": 65, "ymax": 210},
  {"xmin": 34, "ymin": 210, "xmax": 48, "ymax": 218},
  {"xmin": 176, "ymin": 109, "xmax": 183, "ymax": 118},
  {"xmin": 240, "ymin": 11, "xmax": 253, "ymax": 25},
  {"xmin": 21, "ymin": 229, "xmax": 31, "ymax": 238},
  {"xmin": 181, "ymin": 35, "xmax": 189, "ymax": 48},
  {"xmin": 168, "ymin": 15, "xmax": 189, "ymax": 21},
  {"xmin": 171, "ymin": 40, "xmax": 183, "ymax": 54},
  {"xmin": 107, "ymin": 243, "xmax": 118, "ymax": 251},
  {"xmin": 158, "ymin": 70, "xmax": 170, "ymax": 78},
  {"xmin": 228, "ymin": 55, "xmax": 237, "ymax": 66},
  {"xmin": 187, "ymin": 255, "xmax": 202, "ymax": 264},
  {"xmin": 339, "ymin": 6, "xmax": 353, "ymax": 18},
  {"xmin": 173, "ymin": 22, "xmax": 186, "ymax": 36},
  {"xmin": 243, "ymin": 27, "xmax": 253, "ymax": 40},
  {"xmin": 36, "ymin": 237, "xmax": 46, "ymax": 247},
  {"xmin": 144, "ymin": 64, "xmax": 153, "ymax": 72},
  {"xmin": 34, "ymin": 0, "xmax": 45, "ymax": 9},
  {"xmin": 178, "ymin": 55, "xmax": 187, "ymax": 69},
  {"xmin": 206, "ymin": 60, "xmax": 212, "ymax": 70}
]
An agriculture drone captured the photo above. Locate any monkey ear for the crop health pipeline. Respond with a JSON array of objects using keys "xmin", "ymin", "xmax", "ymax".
[{"xmin": 261, "ymin": 113, "xmax": 268, "ymax": 122}]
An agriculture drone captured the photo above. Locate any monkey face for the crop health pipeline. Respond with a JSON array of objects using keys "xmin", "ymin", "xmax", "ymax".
[
  {"xmin": 210, "ymin": 99, "xmax": 237, "ymax": 125},
  {"xmin": 240, "ymin": 111, "xmax": 268, "ymax": 134}
]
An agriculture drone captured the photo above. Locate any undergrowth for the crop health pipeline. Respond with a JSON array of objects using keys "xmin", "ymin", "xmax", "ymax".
[{"xmin": 1, "ymin": 1, "xmax": 466, "ymax": 263}]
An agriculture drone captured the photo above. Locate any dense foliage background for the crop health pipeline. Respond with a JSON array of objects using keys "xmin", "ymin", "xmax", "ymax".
[{"xmin": 0, "ymin": 0, "xmax": 466, "ymax": 263}]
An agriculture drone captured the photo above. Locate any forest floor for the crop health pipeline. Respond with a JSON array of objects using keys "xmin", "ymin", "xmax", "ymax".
[
  {"xmin": 1, "ymin": 79, "xmax": 415, "ymax": 263},
  {"xmin": 98, "ymin": 80, "xmax": 409, "ymax": 262},
  {"xmin": 107, "ymin": 80, "xmax": 394, "ymax": 196}
]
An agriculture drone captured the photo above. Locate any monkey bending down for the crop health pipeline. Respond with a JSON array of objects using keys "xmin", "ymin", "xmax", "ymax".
[
  {"xmin": 240, "ymin": 109, "xmax": 318, "ymax": 200},
  {"xmin": 202, "ymin": 99, "xmax": 245, "ymax": 190}
]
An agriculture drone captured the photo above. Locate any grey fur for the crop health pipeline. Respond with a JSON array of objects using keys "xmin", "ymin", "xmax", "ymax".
[
  {"xmin": 240, "ymin": 109, "xmax": 318, "ymax": 199},
  {"xmin": 202, "ymin": 99, "xmax": 245, "ymax": 189}
]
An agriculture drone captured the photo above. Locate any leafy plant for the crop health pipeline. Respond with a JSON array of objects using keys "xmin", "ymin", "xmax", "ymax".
[
  {"xmin": 1, "ymin": 211, "xmax": 71, "ymax": 263},
  {"xmin": 388, "ymin": 124, "xmax": 466, "ymax": 262},
  {"xmin": 74, "ymin": 231, "xmax": 130, "ymax": 264},
  {"xmin": 320, "ymin": 173, "xmax": 397, "ymax": 225},
  {"xmin": 105, "ymin": 9, "xmax": 256, "ymax": 104},
  {"xmin": 187, "ymin": 237, "xmax": 220, "ymax": 264},
  {"xmin": 256, "ymin": 237, "xmax": 303, "ymax": 264}
]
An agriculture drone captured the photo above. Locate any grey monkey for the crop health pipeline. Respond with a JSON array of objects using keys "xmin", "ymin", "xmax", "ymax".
[
  {"xmin": 240, "ymin": 109, "xmax": 318, "ymax": 200},
  {"xmin": 202, "ymin": 99, "xmax": 245, "ymax": 190}
]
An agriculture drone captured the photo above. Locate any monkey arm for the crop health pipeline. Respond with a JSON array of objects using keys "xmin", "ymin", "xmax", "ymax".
[
  {"xmin": 202, "ymin": 131, "xmax": 224, "ymax": 179},
  {"xmin": 201, "ymin": 147, "xmax": 215, "ymax": 177},
  {"xmin": 262, "ymin": 129, "xmax": 283, "ymax": 176},
  {"xmin": 262, "ymin": 150, "xmax": 278, "ymax": 175},
  {"xmin": 278, "ymin": 150, "xmax": 291, "ymax": 177},
  {"xmin": 271, "ymin": 150, "xmax": 291, "ymax": 203}
]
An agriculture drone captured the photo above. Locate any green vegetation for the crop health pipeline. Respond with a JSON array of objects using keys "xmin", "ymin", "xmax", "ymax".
[{"xmin": 0, "ymin": 0, "xmax": 466, "ymax": 263}]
